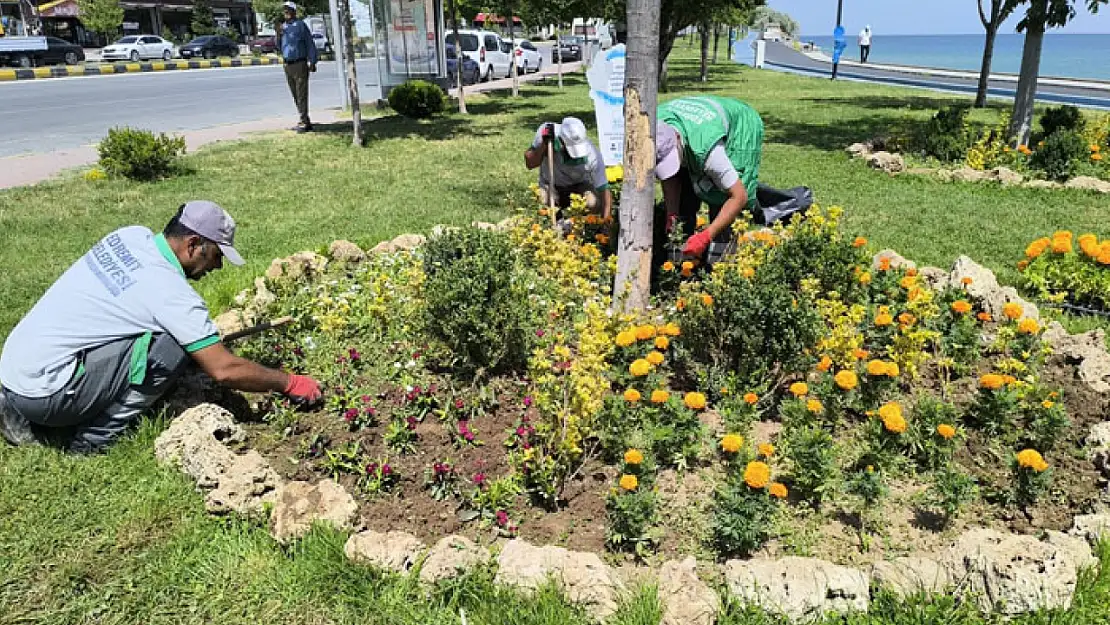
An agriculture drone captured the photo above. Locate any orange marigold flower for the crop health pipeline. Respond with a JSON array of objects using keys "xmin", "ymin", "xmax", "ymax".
[
  {"xmin": 806, "ymin": 398, "xmax": 824, "ymax": 414},
  {"xmin": 1051, "ymin": 238, "xmax": 1072, "ymax": 254},
  {"xmin": 742, "ymin": 266, "xmax": 756, "ymax": 278},
  {"xmin": 595, "ymin": 234, "xmax": 609, "ymax": 245},
  {"xmin": 898, "ymin": 312, "xmax": 916, "ymax": 326},
  {"xmin": 906, "ymin": 267, "xmax": 919, "ymax": 278},
  {"xmin": 615, "ymin": 331, "xmax": 637, "ymax": 348},
  {"xmin": 835, "ymin": 370, "xmax": 859, "ymax": 391},
  {"xmin": 1094, "ymin": 153, "xmax": 1104, "ymax": 162},
  {"xmin": 758, "ymin": 443, "xmax": 775, "ymax": 458},
  {"xmin": 624, "ymin": 449, "xmax": 644, "ymax": 465},
  {"xmin": 1002, "ymin": 375, "xmax": 1017, "ymax": 386},
  {"xmin": 701, "ymin": 293, "xmax": 714, "ymax": 307},
  {"xmin": 961, "ymin": 277, "xmax": 973, "ymax": 286},
  {"xmin": 789, "ymin": 382, "xmax": 809, "ymax": 397},
  {"xmin": 721, "ymin": 387, "xmax": 730, "ymax": 395},
  {"xmin": 875, "ymin": 313, "xmax": 894, "ymax": 327},
  {"xmin": 744, "ymin": 392, "xmax": 759, "ymax": 405},
  {"xmin": 979, "ymin": 374, "xmax": 1005, "ymax": 390},
  {"xmin": 769, "ymin": 482, "xmax": 789, "ymax": 499},
  {"xmin": 817, "ymin": 355, "xmax": 833, "ymax": 372},
  {"xmin": 854, "ymin": 348, "xmax": 870, "ymax": 360},
  {"xmin": 630, "ymin": 359, "xmax": 652, "ymax": 377},
  {"xmin": 744, "ymin": 461, "xmax": 772, "ymax": 489},
  {"xmin": 977, "ymin": 312, "xmax": 993, "ymax": 322},
  {"xmin": 635, "ymin": 325, "xmax": 657, "ymax": 341},
  {"xmin": 885, "ymin": 362, "xmax": 900, "ymax": 377},
  {"xmin": 619, "ymin": 474, "xmax": 639, "ymax": 491},
  {"xmin": 623, "ymin": 388, "xmax": 641, "ymax": 403},
  {"xmin": 1003, "ymin": 302, "xmax": 1023, "ymax": 320},
  {"xmin": 696, "ymin": 216, "xmax": 708, "ymax": 229},
  {"xmin": 1025, "ymin": 238, "xmax": 1050, "ymax": 260},
  {"xmin": 655, "ymin": 336, "xmax": 670, "ymax": 350},
  {"xmin": 937, "ymin": 424, "xmax": 956, "ymax": 440},
  {"xmin": 684, "ymin": 392, "xmax": 707, "ymax": 411},
  {"xmin": 651, "ymin": 389, "xmax": 670, "ymax": 404},
  {"xmin": 866, "ymin": 359, "xmax": 888, "ymax": 376},
  {"xmin": 676, "ymin": 298, "xmax": 687, "ymax": 311},
  {"xmin": 1018, "ymin": 318, "xmax": 1040, "ymax": 335},
  {"xmin": 646, "ymin": 351, "xmax": 665, "ymax": 366},
  {"xmin": 662, "ymin": 261, "xmax": 676, "ymax": 272},
  {"xmin": 1018, "ymin": 260, "xmax": 1030, "ymax": 271},
  {"xmin": 1016, "ymin": 449, "xmax": 1048, "ymax": 472},
  {"xmin": 878, "ymin": 257, "xmax": 892, "ymax": 272},
  {"xmin": 1052, "ymin": 230, "xmax": 1073, "ymax": 241},
  {"xmin": 852, "ymin": 236, "xmax": 867, "ymax": 248},
  {"xmin": 720, "ymin": 433, "xmax": 744, "ymax": 454},
  {"xmin": 662, "ymin": 322, "xmax": 682, "ymax": 337},
  {"xmin": 952, "ymin": 300, "xmax": 972, "ymax": 315}
]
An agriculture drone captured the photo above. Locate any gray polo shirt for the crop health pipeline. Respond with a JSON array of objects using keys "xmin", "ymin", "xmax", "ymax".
[
  {"xmin": 532, "ymin": 124, "xmax": 609, "ymax": 191},
  {"xmin": 0, "ymin": 226, "xmax": 219, "ymax": 398}
]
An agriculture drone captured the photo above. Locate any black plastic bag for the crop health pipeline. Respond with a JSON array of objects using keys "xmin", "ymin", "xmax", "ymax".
[{"xmin": 754, "ymin": 184, "xmax": 814, "ymax": 226}]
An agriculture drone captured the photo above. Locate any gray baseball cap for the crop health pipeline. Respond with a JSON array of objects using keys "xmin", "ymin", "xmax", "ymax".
[
  {"xmin": 559, "ymin": 117, "xmax": 591, "ymax": 159},
  {"xmin": 655, "ymin": 121, "xmax": 681, "ymax": 180},
  {"xmin": 179, "ymin": 200, "xmax": 245, "ymax": 266}
]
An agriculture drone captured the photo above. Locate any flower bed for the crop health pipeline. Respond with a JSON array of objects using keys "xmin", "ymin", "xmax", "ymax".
[
  {"xmin": 219, "ymin": 197, "xmax": 1109, "ymax": 588},
  {"xmin": 1021, "ymin": 230, "xmax": 1110, "ymax": 314}
]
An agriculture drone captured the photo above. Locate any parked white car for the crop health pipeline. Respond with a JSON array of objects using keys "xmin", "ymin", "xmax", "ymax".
[
  {"xmin": 505, "ymin": 38, "xmax": 542, "ymax": 74},
  {"xmin": 445, "ymin": 29, "xmax": 510, "ymax": 82},
  {"xmin": 101, "ymin": 35, "xmax": 176, "ymax": 62}
]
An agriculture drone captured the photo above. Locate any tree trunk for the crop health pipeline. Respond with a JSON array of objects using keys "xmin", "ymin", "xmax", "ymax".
[
  {"xmin": 1009, "ymin": 9, "xmax": 1046, "ymax": 146},
  {"xmin": 336, "ymin": 0, "xmax": 362, "ymax": 146},
  {"xmin": 656, "ymin": 28, "xmax": 677, "ymax": 90},
  {"xmin": 975, "ymin": 23, "xmax": 999, "ymax": 108},
  {"xmin": 713, "ymin": 24, "xmax": 721, "ymax": 64},
  {"xmin": 699, "ymin": 23, "xmax": 709, "ymax": 81},
  {"xmin": 449, "ymin": 0, "xmax": 466, "ymax": 114},
  {"xmin": 558, "ymin": 37, "xmax": 564, "ymax": 88},
  {"xmin": 614, "ymin": 0, "xmax": 661, "ymax": 312},
  {"xmin": 508, "ymin": 3, "xmax": 518, "ymax": 97}
]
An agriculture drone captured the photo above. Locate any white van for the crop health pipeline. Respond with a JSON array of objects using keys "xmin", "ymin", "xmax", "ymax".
[{"xmin": 445, "ymin": 29, "xmax": 511, "ymax": 82}]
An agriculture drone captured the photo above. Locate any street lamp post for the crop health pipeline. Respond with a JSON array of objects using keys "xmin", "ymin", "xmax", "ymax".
[{"xmin": 831, "ymin": 0, "xmax": 845, "ymax": 80}]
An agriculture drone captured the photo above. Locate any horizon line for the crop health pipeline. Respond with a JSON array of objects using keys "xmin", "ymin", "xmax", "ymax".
[{"xmin": 797, "ymin": 31, "xmax": 1110, "ymax": 37}]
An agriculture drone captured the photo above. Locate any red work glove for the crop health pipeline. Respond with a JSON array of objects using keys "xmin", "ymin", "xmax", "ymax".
[
  {"xmin": 683, "ymin": 231, "xmax": 712, "ymax": 257},
  {"xmin": 284, "ymin": 374, "xmax": 322, "ymax": 403},
  {"xmin": 541, "ymin": 122, "xmax": 555, "ymax": 142}
]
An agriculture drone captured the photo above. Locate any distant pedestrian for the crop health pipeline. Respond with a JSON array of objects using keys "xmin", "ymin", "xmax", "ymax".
[
  {"xmin": 858, "ymin": 25, "xmax": 872, "ymax": 63},
  {"xmin": 280, "ymin": 1, "xmax": 318, "ymax": 132}
]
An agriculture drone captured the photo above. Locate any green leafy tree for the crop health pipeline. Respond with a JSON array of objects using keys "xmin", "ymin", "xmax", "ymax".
[
  {"xmin": 77, "ymin": 0, "xmax": 123, "ymax": 38},
  {"xmin": 254, "ymin": 0, "xmax": 329, "ymax": 29},
  {"xmin": 748, "ymin": 6, "xmax": 797, "ymax": 37},
  {"xmin": 975, "ymin": 0, "xmax": 1017, "ymax": 108},
  {"xmin": 191, "ymin": 0, "xmax": 216, "ymax": 36}
]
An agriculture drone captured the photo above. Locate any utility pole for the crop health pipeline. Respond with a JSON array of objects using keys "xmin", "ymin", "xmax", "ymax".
[{"xmin": 831, "ymin": 0, "xmax": 845, "ymax": 80}]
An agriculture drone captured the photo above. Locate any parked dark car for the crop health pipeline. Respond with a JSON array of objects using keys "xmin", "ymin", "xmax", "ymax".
[
  {"xmin": 179, "ymin": 35, "xmax": 240, "ymax": 59},
  {"xmin": 446, "ymin": 43, "xmax": 480, "ymax": 86},
  {"xmin": 249, "ymin": 35, "xmax": 277, "ymax": 54},
  {"xmin": 42, "ymin": 36, "xmax": 85, "ymax": 66},
  {"xmin": 554, "ymin": 35, "xmax": 582, "ymax": 62}
]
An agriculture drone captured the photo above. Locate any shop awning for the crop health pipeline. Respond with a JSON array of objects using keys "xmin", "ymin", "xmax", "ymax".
[
  {"xmin": 38, "ymin": 0, "xmax": 79, "ymax": 17},
  {"xmin": 473, "ymin": 13, "xmax": 522, "ymax": 25}
]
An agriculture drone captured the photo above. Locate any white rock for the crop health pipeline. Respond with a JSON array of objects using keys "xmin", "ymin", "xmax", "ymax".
[
  {"xmin": 872, "ymin": 250, "xmax": 916, "ymax": 271},
  {"xmin": 495, "ymin": 539, "xmax": 625, "ymax": 620},
  {"xmin": 869, "ymin": 556, "xmax": 952, "ymax": 597},
  {"xmin": 1071, "ymin": 513, "xmax": 1110, "ymax": 545},
  {"xmin": 990, "ymin": 166, "xmax": 1024, "ymax": 186},
  {"xmin": 271, "ymin": 480, "xmax": 360, "ymax": 543},
  {"xmin": 372, "ymin": 233, "xmax": 426, "ymax": 254},
  {"xmin": 345, "ymin": 530, "xmax": 425, "ymax": 573},
  {"xmin": 214, "ymin": 309, "xmax": 246, "ymax": 336},
  {"xmin": 867, "ymin": 151, "xmax": 904, "ymax": 174},
  {"xmin": 1065, "ymin": 176, "xmax": 1110, "ymax": 193},
  {"xmin": 658, "ymin": 557, "xmax": 719, "ymax": 625},
  {"xmin": 846, "ymin": 142, "xmax": 872, "ymax": 158},
  {"xmin": 724, "ymin": 556, "xmax": 869, "ymax": 622},
  {"xmin": 419, "ymin": 535, "xmax": 490, "ymax": 583},
  {"xmin": 328, "ymin": 239, "xmax": 365, "ymax": 262},
  {"xmin": 1045, "ymin": 323, "xmax": 1110, "ymax": 394},
  {"xmin": 949, "ymin": 256, "xmax": 1039, "ymax": 321}
]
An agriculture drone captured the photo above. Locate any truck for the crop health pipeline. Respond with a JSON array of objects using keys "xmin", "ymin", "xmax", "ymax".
[{"xmin": 0, "ymin": 36, "xmax": 48, "ymax": 68}]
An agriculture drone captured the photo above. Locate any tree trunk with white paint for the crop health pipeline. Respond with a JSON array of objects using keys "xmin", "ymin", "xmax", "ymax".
[
  {"xmin": 613, "ymin": 0, "xmax": 661, "ymax": 312},
  {"xmin": 449, "ymin": 0, "xmax": 467, "ymax": 114},
  {"xmin": 337, "ymin": 0, "xmax": 362, "ymax": 146},
  {"xmin": 508, "ymin": 2, "xmax": 519, "ymax": 97},
  {"xmin": 1009, "ymin": 6, "xmax": 1046, "ymax": 146}
]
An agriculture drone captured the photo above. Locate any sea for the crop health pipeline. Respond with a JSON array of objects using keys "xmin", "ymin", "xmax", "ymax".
[{"xmin": 802, "ymin": 33, "xmax": 1110, "ymax": 82}]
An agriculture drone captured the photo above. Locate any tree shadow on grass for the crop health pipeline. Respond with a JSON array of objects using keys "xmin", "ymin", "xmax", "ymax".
[
  {"xmin": 799, "ymin": 94, "xmax": 1010, "ymax": 114},
  {"xmin": 761, "ymin": 112, "xmax": 920, "ymax": 152},
  {"xmin": 310, "ymin": 113, "xmax": 497, "ymax": 146},
  {"xmin": 514, "ymin": 108, "xmax": 599, "ymax": 134}
]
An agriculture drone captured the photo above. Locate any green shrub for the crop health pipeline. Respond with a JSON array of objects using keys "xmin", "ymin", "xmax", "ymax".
[
  {"xmin": 906, "ymin": 396, "xmax": 960, "ymax": 470},
  {"xmin": 388, "ymin": 80, "xmax": 446, "ymax": 118},
  {"xmin": 97, "ymin": 127, "xmax": 186, "ymax": 181},
  {"xmin": 712, "ymin": 476, "xmax": 778, "ymax": 558},
  {"xmin": 920, "ymin": 105, "xmax": 974, "ymax": 162},
  {"xmin": 1039, "ymin": 105, "xmax": 1084, "ymax": 137},
  {"xmin": 1031, "ymin": 129, "xmax": 1088, "ymax": 181},
  {"xmin": 928, "ymin": 464, "xmax": 978, "ymax": 526},
  {"xmin": 423, "ymin": 227, "xmax": 536, "ymax": 375},
  {"xmin": 783, "ymin": 425, "xmax": 839, "ymax": 507}
]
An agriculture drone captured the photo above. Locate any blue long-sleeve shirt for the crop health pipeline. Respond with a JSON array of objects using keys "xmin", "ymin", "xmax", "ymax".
[{"xmin": 281, "ymin": 18, "xmax": 318, "ymax": 64}]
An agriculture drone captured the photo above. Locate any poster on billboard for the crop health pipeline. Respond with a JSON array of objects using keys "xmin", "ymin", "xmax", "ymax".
[{"xmin": 387, "ymin": 0, "xmax": 437, "ymax": 75}]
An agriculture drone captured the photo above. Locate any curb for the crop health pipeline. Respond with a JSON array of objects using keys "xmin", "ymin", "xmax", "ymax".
[{"xmin": 0, "ymin": 56, "xmax": 284, "ymax": 82}]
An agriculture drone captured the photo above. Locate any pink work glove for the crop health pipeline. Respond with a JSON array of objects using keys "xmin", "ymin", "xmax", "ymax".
[
  {"xmin": 682, "ymin": 231, "xmax": 713, "ymax": 257},
  {"xmin": 284, "ymin": 374, "xmax": 322, "ymax": 403}
]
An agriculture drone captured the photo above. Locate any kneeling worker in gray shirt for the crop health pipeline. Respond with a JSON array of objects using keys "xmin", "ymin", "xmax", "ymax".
[{"xmin": 524, "ymin": 117, "xmax": 613, "ymax": 220}]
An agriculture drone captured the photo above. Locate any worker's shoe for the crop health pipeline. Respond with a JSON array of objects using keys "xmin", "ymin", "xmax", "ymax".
[
  {"xmin": 294, "ymin": 123, "xmax": 314, "ymax": 133},
  {"xmin": 0, "ymin": 393, "xmax": 40, "ymax": 447}
]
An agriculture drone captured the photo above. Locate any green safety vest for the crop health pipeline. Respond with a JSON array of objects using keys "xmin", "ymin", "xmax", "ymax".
[{"xmin": 657, "ymin": 96, "xmax": 764, "ymax": 208}]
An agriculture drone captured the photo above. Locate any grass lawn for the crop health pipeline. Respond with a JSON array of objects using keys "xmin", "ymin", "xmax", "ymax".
[{"xmin": 2, "ymin": 51, "xmax": 1110, "ymax": 624}]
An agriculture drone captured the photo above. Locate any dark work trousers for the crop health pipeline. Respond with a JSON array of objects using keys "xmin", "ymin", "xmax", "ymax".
[
  {"xmin": 3, "ymin": 333, "xmax": 189, "ymax": 452},
  {"xmin": 861, "ymin": 45, "xmax": 871, "ymax": 63},
  {"xmin": 284, "ymin": 60, "xmax": 311, "ymax": 126}
]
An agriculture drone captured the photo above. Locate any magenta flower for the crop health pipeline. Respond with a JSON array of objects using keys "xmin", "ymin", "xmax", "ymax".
[
  {"xmin": 293, "ymin": 347, "xmax": 305, "ymax": 357},
  {"xmin": 536, "ymin": 329, "xmax": 546, "ymax": 338},
  {"xmin": 406, "ymin": 416, "xmax": 418, "ymax": 430},
  {"xmin": 344, "ymin": 408, "xmax": 359, "ymax": 421},
  {"xmin": 454, "ymin": 399, "xmax": 465, "ymax": 410},
  {"xmin": 365, "ymin": 462, "xmax": 378, "ymax": 475},
  {"xmin": 381, "ymin": 463, "xmax": 393, "ymax": 477},
  {"xmin": 413, "ymin": 385, "xmax": 423, "ymax": 395},
  {"xmin": 495, "ymin": 510, "xmax": 509, "ymax": 527},
  {"xmin": 516, "ymin": 426, "xmax": 528, "ymax": 438},
  {"xmin": 364, "ymin": 406, "xmax": 377, "ymax": 417},
  {"xmin": 361, "ymin": 395, "xmax": 372, "ymax": 403},
  {"xmin": 348, "ymin": 348, "xmax": 361, "ymax": 362},
  {"xmin": 473, "ymin": 472, "xmax": 487, "ymax": 488},
  {"xmin": 523, "ymin": 396, "xmax": 533, "ymax": 408}
]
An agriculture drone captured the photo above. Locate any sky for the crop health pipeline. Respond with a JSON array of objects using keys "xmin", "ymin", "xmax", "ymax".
[{"xmin": 772, "ymin": 0, "xmax": 1109, "ymax": 36}]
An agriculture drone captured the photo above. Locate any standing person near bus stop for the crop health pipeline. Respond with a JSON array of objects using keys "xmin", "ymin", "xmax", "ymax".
[
  {"xmin": 654, "ymin": 95, "xmax": 764, "ymax": 260},
  {"xmin": 280, "ymin": 1, "xmax": 318, "ymax": 132}
]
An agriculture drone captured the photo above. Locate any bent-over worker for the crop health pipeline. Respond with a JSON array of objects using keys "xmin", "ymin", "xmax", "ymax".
[
  {"xmin": 655, "ymin": 96, "xmax": 764, "ymax": 259},
  {"xmin": 524, "ymin": 117, "xmax": 613, "ymax": 220},
  {"xmin": 0, "ymin": 201, "xmax": 322, "ymax": 453}
]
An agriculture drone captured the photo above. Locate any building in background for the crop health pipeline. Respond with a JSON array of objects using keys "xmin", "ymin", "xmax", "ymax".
[{"xmin": 33, "ymin": 0, "xmax": 256, "ymax": 45}]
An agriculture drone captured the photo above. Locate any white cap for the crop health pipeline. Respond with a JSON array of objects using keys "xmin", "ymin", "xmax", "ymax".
[
  {"xmin": 282, "ymin": 1, "xmax": 297, "ymax": 11},
  {"xmin": 655, "ymin": 122, "xmax": 681, "ymax": 180},
  {"xmin": 558, "ymin": 117, "xmax": 591, "ymax": 159}
]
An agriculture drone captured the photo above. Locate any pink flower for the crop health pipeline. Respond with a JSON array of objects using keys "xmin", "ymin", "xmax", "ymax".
[
  {"xmin": 361, "ymin": 395, "xmax": 372, "ymax": 403},
  {"xmin": 536, "ymin": 329, "xmax": 546, "ymax": 338},
  {"xmin": 363, "ymin": 407, "xmax": 376, "ymax": 416},
  {"xmin": 348, "ymin": 349, "xmax": 361, "ymax": 361},
  {"xmin": 381, "ymin": 463, "xmax": 393, "ymax": 477},
  {"xmin": 495, "ymin": 510, "xmax": 509, "ymax": 527},
  {"xmin": 454, "ymin": 399, "xmax": 465, "ymax": 410},
  {"xmin": 365, "ymin": 462, "xmax": 378, "ymax": 475},
  {"xmin": 344, "ymin": 408, "xmax": 359, "ymax": 421},
  {"xmin": 413, "ymin": 385, "xmax": 423, "ymax": 395},
  {"xmin": 516, "ymin": 426, "xmax": 528, "ymax": 438},
  {"xmin": 523, "ymin": 396, "xmax": 533, "ymax": 408},
  {"xmin": 473, "ymin": 472, "xmax": 487, "ymax": 488},
  {"xmin": 428, "ymin": 384, "xmax": 438, "ymax": 394},
  {"xmin": 406, "ymin": 416, "xmax": 418, "ymax": 430}
]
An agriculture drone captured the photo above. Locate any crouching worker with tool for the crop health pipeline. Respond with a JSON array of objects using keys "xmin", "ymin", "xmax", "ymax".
[
  {"xmin": 0, "ymin": 201, "xmax": 322, "ymax": 453},
  {"xmin": 655, "ymin": 96, "xmax": 764, "ymax": 262},
  {"xmin": 524, "ymin": 117, "xmax": 613, "ymax": 221}
]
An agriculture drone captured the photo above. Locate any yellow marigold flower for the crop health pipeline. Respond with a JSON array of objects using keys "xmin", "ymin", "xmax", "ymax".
[
  {"xmin": 646, "ymin": 351, "xmax": 665, "ymax": 366},
  {"xmin": 619, "ymin": 474, "xmax": 639, "ymax": 491},
  {"xmin": 1016, "ymin": 449, "xmax": 1048, "ymax": 473},
  {"xmin": 624, "ymin": 449, "xmax": 644, "ymax": 465},
  {"xmin": 744, "ymin": 392, "xmax": 759, "ymax": 405},
  {"xmin": 961, "ymin": 277, "xmax": 973, "ymax": 286},
  {"xmin": 879, "ymin": 402, "xmax": 907, "ymax": 434},
  {"xmin": 650, "ymin": 389, "xmax": 671, "ymax": 404},
  {"xmin": 1025, "ymin": 238, "xmax": 1050, "ymax": 260},
  {"xmin": 684, "ymin": 392, "xmax": 707, "ymax": 411},
  {"xmin": 769, "ymin": 482, "xmax": 789, "ymax": 499},
  {"xmin": 952, "ymin": 300, "xmax": 972, "ymax": 314},
  {"xmin": 655, "ymin": 336, "xmax": 670, "ymax": 350},
  {"xmin": 854, "ymin": 348, "xmax": 870, "ymax": 360},
  {"xmin": 758, "ymin": 443, "xmax": 775, "ymax": 458},
  {"xmin": 852, "ymin": 236, "xmax": 867, "ymax": 248},
  {"xmin": 676, "ymin": 298, "xmax": 687, "ymax": 311},
  {"xmin": 900, "ymin": 276, "xmax": 917, "ymax": 289},
  {"xmin": 662, "ymin": 261, "xmax": 676, "ymax": 272},
  {"xmin": 898, "ymin": 312, "xmax": 916, "ymax": 326},
  {"xmin": 807, "ymin": 398, "xmax": 824, "ymax": 414},
  {"xmin": 979, "ymin": 374, "xmax": 1005, "ymax": 390},
  {"xmin": 720, "ymin": 433, "xmax": 744, "ymax": 454},
  {"xmin": 623, "ymin": 388, "xmax": 641, "ymax": 403},
  {"xmin": 615, "ymin": 331, "xmax": 637, "ymax": 348},
  {"xmin": 1042, "ymin": 400, "xmax": 1055, "ymax": 409},
  {"xmin": 700, "ymin": 293, "xmax": 714, "ymax": 307},
  {"xmin": 866, "ymin": 359, "xmax": 888, "ymax": 376},
  {"xmin": 978, "ymin": 312, "xmax": 993, "ymax": 322},
  {"xmin": 859, "ymin": 272, "xmax": 872, "ymax": 285},
  {"xmin": 595, "ymin": 234, "xmax": 609, "ymax": 246},
  {"xmin": 1003, "ymin": 302, "xmax": 1023, "ymax": 320},
  {"xmin": 662, "ymin": 322, "xmax": 681, "ymax": 337},
  {"xmin": 635, "ymin": 325, "xmax": 657, "ymax": 341},
  {"xmin": 835, "ymin": 370, "xmax": 859, "ymax": 391},
  {"xmin": 696, "ymin": 216, "xmax": 708, "ymax": 229},
  {"xmin": 606, "ymin": 165, "xmax": 624, "ymax": 183},
  {"xmin": 885, "ymin": 362, "xmax": 900, "ymax": 377},
  {"xmin": 789, "ymin": 382, "xmax": 809, "ymax": 397},
  {"xmin": 1094, "ymin": 153, "xmax": 1104, "ymax": 162},
  {"xmin": 742, "ymin": 267, "xmax": 756, "ymax": 278},
  {"xmin": 817, "ymin": 355, "xmax": 833, "ymax": 372},
  {"xmin": 1093, "ymin": 144, "xmax": 1102, "ymax": 153},
  {"xmin": 630, "ymin": 359, "xmax": 652, "ymax": 377},
  {"xmin": 1018, "ymin": 318, "xmax": 1040, "ymax": 335},
  {"xmin": 937, "ymin": 424, "xmax": 956, "ymax": 440},
  {"xmin": 1051, "ymin": 238, "xmax": 1072, "ymax": 254},
  {"xmin": 744, "ymin": 461, "xmax": 772, "ymax": 489},
  {"xmin": 681, "ymin": 261, "xmax": 694, "ymax": 272},
  {"xmin": 875, "ymin": 313, "xmax": 894, "ymax": 327}
]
